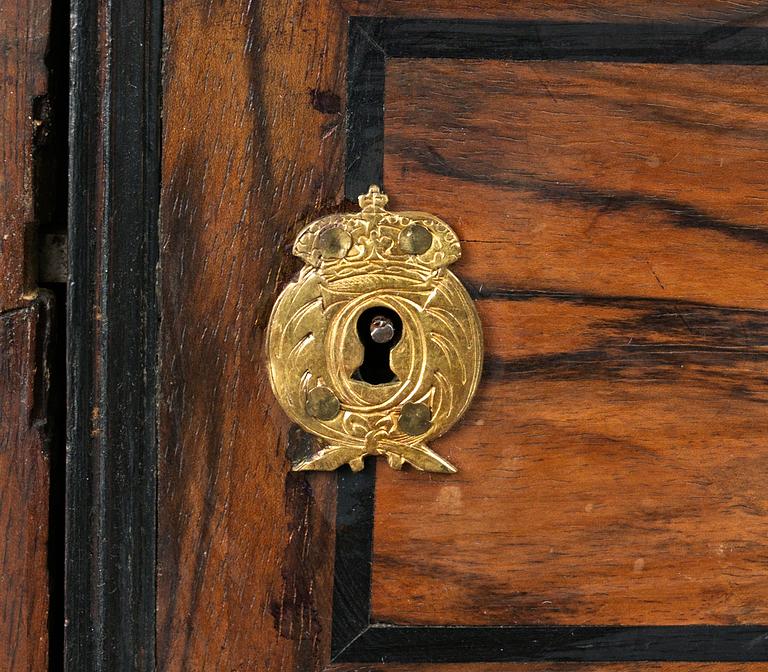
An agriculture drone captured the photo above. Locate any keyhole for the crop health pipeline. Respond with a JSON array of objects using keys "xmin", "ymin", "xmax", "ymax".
[{"xmin": 352, "ymin": 306, "xmax": 402, "ymax": 385}]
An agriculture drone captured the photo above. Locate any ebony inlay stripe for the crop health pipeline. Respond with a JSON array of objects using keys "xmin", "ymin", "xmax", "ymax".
[
  {"xmin": 346, "ymin": 20, "xmax": 386, "ymax": 198},
  {"xmin": 332, "ymin": 461, "xmax": 377, "ymax": 657},
  {"xmin": 340, "ymin": 625, "xmax": 768, "ymax": 663},
  {"xmin": 361, "ymin": 18, "xmax": 768, "ymax": 62},
  {"xmin": 67, "ymin": 0, "xmax": 161, "ymax": 668},
  {"xmin": 337, "ymin": 16, "xmax": 768, "ymax": 664}
]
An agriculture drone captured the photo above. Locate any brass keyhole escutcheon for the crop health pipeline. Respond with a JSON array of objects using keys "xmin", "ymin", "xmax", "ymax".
[{"xmin": 266, "ymin": 186, "xmax": 483, "ymax": 473}]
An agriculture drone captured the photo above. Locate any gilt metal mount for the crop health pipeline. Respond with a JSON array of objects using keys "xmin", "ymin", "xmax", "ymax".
[{"xmin": 266, "ymin": 186, "xmax": 483, "ymax": 473}]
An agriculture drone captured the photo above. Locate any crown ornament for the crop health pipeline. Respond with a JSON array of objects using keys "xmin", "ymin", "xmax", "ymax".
[{"xmin": 293, "ymin": 186, "xmax": 462, "ymax": 281}]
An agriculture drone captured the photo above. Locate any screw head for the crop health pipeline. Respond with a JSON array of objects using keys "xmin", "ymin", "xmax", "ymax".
[
  {"xmin": 398, "ymin": 402, "xmax": 432, "ymax": 435},
  {"xmin": 306, "ymin": 386, "xmax": 341, "ymax": 421},
  {"xmin": 316, "ymin": 227, "xmax": 352, "ymax": 259},
  {"xmin": 370, "ymin": 315, "xmax": 396, "ymax": 344},
  {"xmin": 398, "ymin": 224, "xmax": 433, "ymax": 255}
]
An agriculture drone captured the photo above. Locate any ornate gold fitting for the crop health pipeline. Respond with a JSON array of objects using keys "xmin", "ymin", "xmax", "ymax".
[{"xmin": 266, "ymin": 186, "xmax": 483, "ymax": 473}]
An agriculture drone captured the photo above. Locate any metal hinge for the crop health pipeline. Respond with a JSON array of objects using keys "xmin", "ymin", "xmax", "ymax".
[{"xmin": 38, "ymin": 232, "xmax": 67, "ymax": 284}]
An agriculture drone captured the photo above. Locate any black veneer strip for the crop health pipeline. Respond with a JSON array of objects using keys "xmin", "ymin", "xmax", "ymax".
[{"xmin": 66, "ymin": 0, "xmax": 161, "ymax": 668}]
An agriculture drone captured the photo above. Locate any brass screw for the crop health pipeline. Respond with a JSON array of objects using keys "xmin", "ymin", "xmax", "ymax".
[
  {"xmin": 398, "ymin": 402, "xmax": 432, "ymax": 435},
  {"xmin": 306, "ymin": 386, "xmax": 341, "ymax": 421},
  {"xmin": 316, "ymin": 227, "xmax": 352, "ymax": 259},
  {"xmin": 398, "ymin": 224, "xmax": 433, "ymax": 255}
]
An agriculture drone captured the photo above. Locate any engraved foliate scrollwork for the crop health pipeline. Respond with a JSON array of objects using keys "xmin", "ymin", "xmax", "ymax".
[{"xmin": 266, "ymin": 186, "xmax": 483, "ymax": 473}]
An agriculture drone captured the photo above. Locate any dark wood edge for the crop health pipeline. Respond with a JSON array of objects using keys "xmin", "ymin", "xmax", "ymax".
[
  {"xmin": 336, "ymin": 625, "xmax": 768, "ymax": 663},
  {"xmin": 351, "ymin": 16, "xmax": 768, "ymax": 62},
  {"xmin": 335, "ymin": 16, "xmax": 768, "ymax": 664},
  {"xmin": 331, "ymin": 462, "xmax": 377, "ymax": 657},
  {"xmin": 66, "ymin": 0, "xmax": 162, "ymax": 669},
  {"xmin": 345, "ymin": 19, "xmax": 386, "ymax": 198}
]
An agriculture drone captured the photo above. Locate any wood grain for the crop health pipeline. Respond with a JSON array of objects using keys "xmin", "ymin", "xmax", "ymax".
[
  {"xmin": 0, "ymin": 1, "xmax": 51, "ymax": 668},
  {"xmin": 386, "ymin": 60, "xmax": 768, "ymax": 308},
  {"xmin": 0, "ymin": 298, "xmax": 51, "ymax": 671},
  {"xmin": 0, "ymin": 0, "xmax": 50, "ymax": 312},
  {"xmin": 158, "ymin": 0, "xmax": 346, "ymax": 669},
  {"xmin": 370, "ymin": 59, "xmax": 768, "ymax": 626}
]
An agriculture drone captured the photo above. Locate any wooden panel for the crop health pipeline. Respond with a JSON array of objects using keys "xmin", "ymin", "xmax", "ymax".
[
  {"xmin": 0, "ymin": 298, "xmax": 50, "ymax": 671},
  {"xmin": 158, "ymin": 0, "xmax": 345, "ymax": 669},
  {"xmin": 386, "ymin": 60, "xmax": 768, "ymax": 307},
  {"xmin": 370, "ymin": 59, "xmax": 768, "ymax": 626}
]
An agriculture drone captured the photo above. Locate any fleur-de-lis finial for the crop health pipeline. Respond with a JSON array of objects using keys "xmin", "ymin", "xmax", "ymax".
[{"xmin": 358, "ymin": 184, "xmax": 389, "ymax": 211}]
